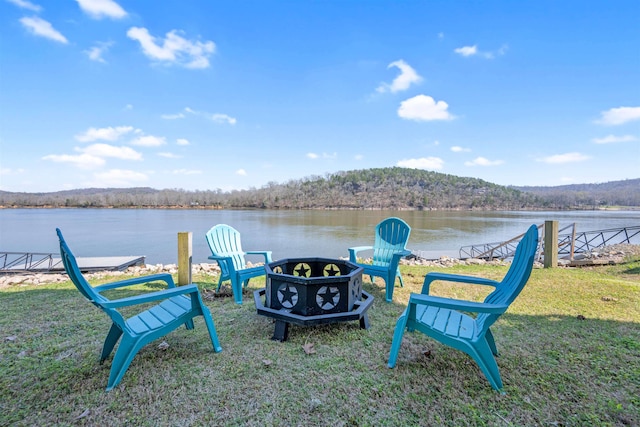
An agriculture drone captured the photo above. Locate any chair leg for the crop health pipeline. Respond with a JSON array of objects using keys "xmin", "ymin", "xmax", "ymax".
[
  {"xmin": 184, "ymin": 319, "xmax": 195, "ymax": 330},
  {"xmin": 388, "ymin": 309, "xmax": 409, "ymax": 368},
  {"xmin": 385, "ymin": 273, "xmax": 396, "ymax": 302},
  {"xmin": 397, "ymin": 268, "xmax": 404, "ymax": 288},
  {"xmin": 469, "ymin": 340, "xmax": 503, "ymax": 391},
  {"xmin": 106, "ymin": 335, "xmax": 141, "ymax": 391},
  {"xmin": 101, "ymin": 323, "xmax": 123, "ymax": 363},
  {"xmin": 486, "ymin": 328, "xmax": 499, "ymax": 356},
  {"xmin": 231, "ymin": 278, "xmax": 243, "ymax": 304},
  {"xmin": 201, "ymin": 308, "xmax": 222, "ymax": 352}
]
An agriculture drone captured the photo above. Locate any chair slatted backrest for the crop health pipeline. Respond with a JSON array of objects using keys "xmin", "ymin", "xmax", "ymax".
[
  {"xmin": 475, "ymin": 224, "xmax": 539, "ymax": 334},
  {"xmin": 57, "ymin": 228, "xmax": 108, "ymax": 306},
  {"xmin": 205, "ymin": 225, "xmax": 247, "ymax": 271},
  {"xmin": 372, "ymin": 218, "xmax": 411, "ymax": 267}
]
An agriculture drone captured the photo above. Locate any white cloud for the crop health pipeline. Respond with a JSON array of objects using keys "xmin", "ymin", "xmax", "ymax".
[
  {"xmin": 75, "ymin": 0, "xmax": 126, "ymax": 19},
  {"xmin": 451, "ymin": 146, "xmax": 471, "ymax": 152},
  {"xmin": 398, "ymin": 94, "xmax": 455, "ymax": 121},
  {"xmin": 596, "ymin": 106, "xmax": 640, "ymax": 126},
  {"xmin": 236, "ymin": 169, "xmax": 247, "ymax": 176},
  {"xmin": 19, "ymin": 16, "xmax": 68, "ymax": 44},
  {"xmin": 592, "ymin": 134, "xmax": 637, "ymax": 144},
  {"xmin": 464, "ymin": 157, "xmax": 504, "ymax": 166},
  {"xmin": 42, "ymin": 153, "xmax": 105, "ymax": 169},
  {"xmin": 211, "ymin": 113, "xmax": 237, "ymax": 125},
  {"xmin": 124, "ymin": 104, "xmax": 133, "ymax": 111},
  {"xmin": 7, "ymin": 0, "xmax": 42, "ymax": 12},
  {"xmin": 354, "ymin": 154, "xmax": 363, "ymax": 160},
  {"xmin": 161, "ymin": 112, "xmax": 185, "ymax": 120},
  {"xmin": 538, "ymin": 152, "xmax": 591, "ymax": 164},
  {"xmin": 75, "ymin": 126, "xmax": 136, "ymax": 142},
  {"xmin": 176, "ymin": 138, "xmax": 190, "ymax": 146},
  {"xmin": 79, "ymin": 143, "xmax": 142, "ymax": 160},
  {"xmin": 127, "ymin": 27, "xmax": 215, "ymax": 69},
  {"xmin": 397, "ymin": 157, "xmax": 444, "ymax": 170},
  {"xmin": 130, "ymin": 135, "xmax": 166, "ymax": 147},
  {"xmin": 376, "ymin": 60, "xmax": 422, "ymax": 93},
  {"xmin": 85, "ymin": 41, "xmax": 113, "ymax": 63},
  {"xmin": 90, "ymin": 169, "xmax": 148, "ymax": 187},
  {"xmin": 157, "ymin": 152, "xmax": 182, "ymax": 159},
  {"xmin": 307, "ymin": 153, "xmax": 319, "ymax": 159},
  {"xmin": 454, "ymin": 45, "xmax": 477, "ymax": 57},
  {"xmin": 454, "ymin": 44, "xmax": 507, "ymax": 59},
  {"xmin": 437, "ymin": 32, "xmax": 444, "ymax": 40}
]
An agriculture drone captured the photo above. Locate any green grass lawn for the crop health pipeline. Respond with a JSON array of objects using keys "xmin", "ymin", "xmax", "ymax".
[{"xmin": 1, "ymin": 260, "xmax": 639, "ymax": 426}]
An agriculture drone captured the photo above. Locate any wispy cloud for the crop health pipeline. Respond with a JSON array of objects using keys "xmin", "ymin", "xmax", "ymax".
[
  {"xmin": 75, "ymin": 126, "xmax": 137, "ymax": 142},
  {"xmin": 451, "ymin": 146, "xmax": 471, "ymax": 152},
  {"xmin": 79, "ymin": 143, "xmax": 142, "ymax": 160},
  {"xmin": 464, "ymin": 157, "xmax": 504, "ymax": 166},
  {"xmin": 127, "ymin": 27, "xmax": 215, "ymax": 69},
  {"xmin": 7, "ymin": 0, "xmax": 42, "ymax": 12},
  {"xmin": 176, "ymin": 138, "xmax": 190, "ymax": 146},
  {"xmin": 307, "ymin": 153, "xmax": 319, "ymax": 159},
  {"xmin": 376, "ymin": 60, "xmax": 422, "ymax": 93},
  {"xmin": 75, "ymin": 0, "xmax": 127, "ymax": 19},
  {"xmin": 592, "ymin": 134, "xmax": 637, "ymax": 144},
  {"xmin": 211, "ymin": 113, "xmax": 237, "ymax": 125},
  {"xmin": 130, "ymin": 135, "xmax": 166, "ymax": 147},
  {"xmin": 596, "ymin": 106, "xmax": 640, "ymax": 126},
  {"xmin": 454, "ymin": 44, "xmax": 508, "ymax": 59},
  {"xmin": 157, "ymin": 152, "xmax": 182, "ymax": 159},
  {"xmin": 85, "ymin": 41, "xmax": 113, "ymax": 63},
  {"xmin": 537, "ymin": 152, "xmax": 591, "ymax": 164},
  {"xmin": 236, "ymin": 169, "xmax": 247, "ymax": 176},
  {"xmin": 42, "ymin": 153, "xmax": 105, "ymax": 169},
  {"xmin": 161, "ymin": 112, "xmax": 185, "ymax": 120},
  {"xmin": 19, "ymin": 16, "xmax": 67, "ymax": 44},
  {"xmin": 307, "ymin": 152, "xmax": 337, "ymax": 160},
  {"xmin": 398, "ymin": 94, "xmax": 455, "ymax": 121},
  {"xmin": 397, "ymin": 157, "xmax": 444, "ymax": 170}
]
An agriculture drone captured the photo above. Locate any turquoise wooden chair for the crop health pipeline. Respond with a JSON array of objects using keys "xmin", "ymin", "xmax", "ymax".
[
  {"xmin": 348, "ymin": 217, "xmax": 411, "ymax": 302},
  {"xmin": 205, "ymin": 224, "xmax": 273, "ymax": 304},
  {"xmin": 388, "ymin": 224, "xmax": 539, "ymax": 391},
  {"xmin": 56, "ymin": 228, "xmax": 222, "ymax": 391}
]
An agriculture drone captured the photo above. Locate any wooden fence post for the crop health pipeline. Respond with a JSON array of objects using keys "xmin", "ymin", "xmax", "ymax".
[
  {"xmin": 178, "ymin": 232, "xmax": 192, "ymax": 285},
  {"xmin": 544, "ymin": 220, "xmax": 558, "ymax": 268}
]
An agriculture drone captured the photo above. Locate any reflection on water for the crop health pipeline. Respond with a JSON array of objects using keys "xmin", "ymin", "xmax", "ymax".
[{"xmin": 1, "ymin": 209, "xmax": 638, "ymax": 264}]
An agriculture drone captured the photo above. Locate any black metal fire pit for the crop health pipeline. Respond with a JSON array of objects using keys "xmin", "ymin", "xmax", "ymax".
[{"xmin": 253, "ymin": 257, "xmax": 374, "ymax": 341}]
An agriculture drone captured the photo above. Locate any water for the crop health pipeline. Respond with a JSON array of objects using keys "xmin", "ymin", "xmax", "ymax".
[{"xmin": 1, "ymin": 209, "xmax": 639, "ymax": 264}]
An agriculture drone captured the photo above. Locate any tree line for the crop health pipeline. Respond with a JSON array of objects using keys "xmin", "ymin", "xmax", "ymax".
[{"xmin": 1, "ymin": 168, "xmax": 638, "ymax": 210}]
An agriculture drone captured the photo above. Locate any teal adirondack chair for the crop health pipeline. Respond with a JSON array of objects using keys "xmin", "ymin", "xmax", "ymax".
[
  {"xmin": 56, "ymin": 228, "xmax": 222, "ymax": 391},
  {"xmin": 348, "ymin": 217, "xmax": 411, "ymax": 302},
  {"xmin": 205, "ymin": 224, "xmax": 273, "ymax": 304},
  {"xmin": 388, "ymin": 224, "xmax": 539, "ymax": 391}
]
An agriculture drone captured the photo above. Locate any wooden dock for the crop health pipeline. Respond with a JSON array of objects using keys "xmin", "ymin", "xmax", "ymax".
[{"xmin": 0, "ymin": 252, "xmax": 146, "ymax": 273}]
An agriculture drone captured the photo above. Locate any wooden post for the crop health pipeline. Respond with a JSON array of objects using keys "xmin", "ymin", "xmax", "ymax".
[
  {"xmin": 178, "ymin": 232, "xmax": 192, "ymax": 286},
  {"xmin": 544, "ymin": 220, "xmax": 558, "ymax": 268}
]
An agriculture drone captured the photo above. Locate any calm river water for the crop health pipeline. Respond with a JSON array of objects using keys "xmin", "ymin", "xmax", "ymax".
[{"xmin": 1, "ymin": 209, "xmax": 639, "ymax": 264}]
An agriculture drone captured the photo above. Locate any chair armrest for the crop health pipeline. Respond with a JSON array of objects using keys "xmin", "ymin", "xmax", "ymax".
[
  {"xmin": 208, "ymin": 255, "xmax": 233, "ymax": 263},
  {"xmin": 94, "ymin": 273, "xmax": 176, "ymax": 292},
  {"xmin": 348, "ymin": 246, "xmax": 373, "ymax": 262},
  {"xmin": 246, "ymin": 251, "xmax": 273, "ymax": 263},
  {"xmin": 421, "ymin": 272, "xmax": 499, "ymax": 294},
  {"xmin": 409, "ymin": 293, "xmax": 507, "ymax": 314},
  {"xmin": 102, "ymin": 284, "xmax": 200, "ymax": 308}
]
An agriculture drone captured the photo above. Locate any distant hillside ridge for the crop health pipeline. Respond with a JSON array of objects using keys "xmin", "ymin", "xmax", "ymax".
[
  {"xmin": 515, "ymin": 178, "xmax": 640, "ymax": 208},
  {"xmin": 1, "ymin": 168, "xmax": 639, "ymax": 209}
]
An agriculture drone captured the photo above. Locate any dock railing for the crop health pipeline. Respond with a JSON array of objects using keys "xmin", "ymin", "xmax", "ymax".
[{"xmin": 0, "ymin": 252, "xmax": 57, "ymax": 273}]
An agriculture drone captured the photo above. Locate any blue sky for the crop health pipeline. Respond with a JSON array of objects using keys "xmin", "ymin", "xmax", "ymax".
[{"xmin": 1, "ymin": 0, "xmax": 639, "ymax": 193}]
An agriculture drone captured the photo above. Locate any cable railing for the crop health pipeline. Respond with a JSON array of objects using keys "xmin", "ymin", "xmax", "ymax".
[{"xmin": 0, "ymin": 252, "xmax": 57, "ymax": 273}]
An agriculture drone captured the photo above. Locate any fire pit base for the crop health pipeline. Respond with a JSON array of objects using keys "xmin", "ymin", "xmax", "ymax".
[{"xmin": 254, "ymin": 288, "xmax": 374, "ymax": 342}]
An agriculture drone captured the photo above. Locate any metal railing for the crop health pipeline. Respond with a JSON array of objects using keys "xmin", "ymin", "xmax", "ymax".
[
  {"xmin": 458, "ymin": 224, "xmax": 640, "ymax": 261},
  {"xmin": 0, "ymin": 252, "xmax": 57, "ymax": 273}
]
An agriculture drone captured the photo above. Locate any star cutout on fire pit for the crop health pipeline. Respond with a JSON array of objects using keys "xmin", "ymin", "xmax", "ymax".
[
  {"xmin": 277, "ymin": 284, "xmax": 298, "ymax": 308},
  {"xmin": 322, "ymin": 263, "xmax": 341, "ymax": 277},
  {"xmin": 293, "ymin": 263, "xmax": 311, "ymax": 277},
  {"xmin": 316, "ymin": 285, "xmax": 340, "ymax": 310}
]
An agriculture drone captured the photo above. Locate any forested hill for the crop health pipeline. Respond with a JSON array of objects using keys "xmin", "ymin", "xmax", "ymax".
[
  {"xmin": 1, "ymin": 168, "xmax": 638, "ymax": 210},
  {"xmin": 515, "ymin": 178, "xmax": 640, "ymax": 208}
]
